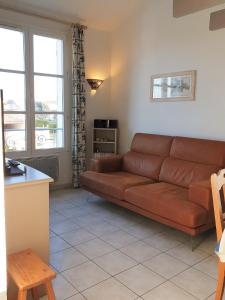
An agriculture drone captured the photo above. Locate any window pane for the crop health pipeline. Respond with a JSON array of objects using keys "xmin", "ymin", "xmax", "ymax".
[
  {"xmin": 33, "ymin": 35, "xmax": 63, "ymax": 75},
  {"xmin": 4, "ymin": 114, "xmax": 26, "ymax": 152},
  {"xmin": 0, "ymin": 28, "xmax": 24, "ymax": 71},
  {"xmin": 35, "ymin": 114, "xmax": 64, "ymax": 149},
  {"xmin": 34, "ymin": 76, "xmax": 63, "ymax": 112},
  {"xmin": 0, "ymin": 72, "xmax": 25, "ymax": 111}
]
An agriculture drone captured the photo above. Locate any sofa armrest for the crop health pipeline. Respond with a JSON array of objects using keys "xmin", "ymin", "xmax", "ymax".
[
  {"xmin": 90, "ymin": 155, "xmax": 123, "ymax": 173},
  {"xmin": 189, "ymin": 180, "xmax": 213, "ymax": 219}
]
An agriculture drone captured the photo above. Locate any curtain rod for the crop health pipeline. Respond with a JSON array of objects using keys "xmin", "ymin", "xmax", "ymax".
[{"xmin": 0, "ymin": 3, "xmax": 88, "ymax": 29}]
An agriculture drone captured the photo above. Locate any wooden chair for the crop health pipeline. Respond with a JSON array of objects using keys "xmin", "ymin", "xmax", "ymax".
[
  {"xmin": 7, "ymin": 249, "xmax": 56, "ymax": 300},
  {"xmin": 211, "ymin": 169, "xmax": 225, "ymax": 300}
]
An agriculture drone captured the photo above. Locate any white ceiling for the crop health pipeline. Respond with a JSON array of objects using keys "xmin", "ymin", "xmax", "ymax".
[{"xmin": 0, "ymin": 0, "xmax": 147, "ymax": 31}]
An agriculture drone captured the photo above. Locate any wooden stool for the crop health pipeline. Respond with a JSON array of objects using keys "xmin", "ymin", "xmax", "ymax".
[{"xmin": 7, "ymin": 249, "xmax": 56, "ymax": 300}]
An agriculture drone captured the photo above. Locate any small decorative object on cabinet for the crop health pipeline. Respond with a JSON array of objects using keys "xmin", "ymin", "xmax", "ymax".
[{"xmin": 93, "ymin": 119, "xmax": 118, "ymax": 158}]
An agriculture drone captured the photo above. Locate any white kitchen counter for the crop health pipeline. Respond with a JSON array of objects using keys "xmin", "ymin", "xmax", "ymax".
[{"xmin": 4, "ymin": 163, "xmax": 53, "ymax": 189}]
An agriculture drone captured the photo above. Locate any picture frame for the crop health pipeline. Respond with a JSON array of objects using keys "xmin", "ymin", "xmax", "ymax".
[{"xmin": 150, "ymin": 70, "xmax": 197, "ymax": 102}]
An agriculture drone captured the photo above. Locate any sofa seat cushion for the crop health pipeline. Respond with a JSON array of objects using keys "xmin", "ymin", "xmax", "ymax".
[
  {"xmin": 125, "ymin": 182, "xmax": 208, "ymax": 228},
  {"xmin": 80, "ymin": 171, "xmax": 153, "ymax": 200}
]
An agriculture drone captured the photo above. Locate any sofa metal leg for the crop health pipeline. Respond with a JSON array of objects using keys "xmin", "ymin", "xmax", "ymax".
[
  {"xmin": 190, "ymin": 231, "xmax": 210, "ymax": 251},
  {"xmin": 86, "ymin": 191, "xmax": 92, "ymax": 203},
  {"xmin": 190, "ymin": 236, "xmax": 203, "ymax": 251},
  {"xmin": 190, "ymin": 236, "xmax": 195, "ymax": 251}
]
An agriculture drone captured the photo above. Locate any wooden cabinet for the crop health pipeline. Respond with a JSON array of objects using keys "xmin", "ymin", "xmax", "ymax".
[
  {"xmin": 4, "ymin": 164, "xmax": 53, "ymax": 299},
  {"xmin": 93, "ymin": 128, "xmax": 118, "ymax": 158}
]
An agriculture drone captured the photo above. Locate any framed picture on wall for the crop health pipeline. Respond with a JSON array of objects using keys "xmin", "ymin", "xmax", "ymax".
[{"xmin": 150, "ymin": 70, "xmax": 197, "ymax": 102}]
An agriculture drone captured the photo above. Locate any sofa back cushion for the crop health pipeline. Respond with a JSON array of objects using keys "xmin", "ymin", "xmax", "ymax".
[
  {"xmin": 159, "ymin": 158, "xmax": 219, "ymax": 188},
  {"xmin": 131, "ymin": 133, "xmax": 173, "ymax": 156},
  {"xmin": 123, "ymin": 151, "xmax": 165, "ymax": 180},
  {"xmin": 159, "ymin": 136, "xmax": 225, "ymax": 187},
  {"xmin": 123, "ymin": 133, "xmax": 173, "ymax": 180},
  {"xmin": 171, "ymin": 137, "xmax": 225, "ymax": 167}
]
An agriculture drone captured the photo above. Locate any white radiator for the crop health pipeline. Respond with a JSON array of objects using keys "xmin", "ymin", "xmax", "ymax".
[{"xmin": 18, "ymin": 156, "xmax": 59, "ymax": 181}]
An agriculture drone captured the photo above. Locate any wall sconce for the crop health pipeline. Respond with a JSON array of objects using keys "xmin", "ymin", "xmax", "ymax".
[{"xmin": 87, "ymin": 79, "xmax": 104, "ymax": 90}]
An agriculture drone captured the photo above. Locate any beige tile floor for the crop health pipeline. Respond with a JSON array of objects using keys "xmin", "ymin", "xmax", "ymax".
[{"xmin": 41, "ymin": 188, "xmax": 219, "ymax": 300}]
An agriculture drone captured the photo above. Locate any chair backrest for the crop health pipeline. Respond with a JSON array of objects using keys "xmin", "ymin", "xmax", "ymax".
[{"xmin": 211, "ymin": 169, "xmax": 225, "ymax": 241}]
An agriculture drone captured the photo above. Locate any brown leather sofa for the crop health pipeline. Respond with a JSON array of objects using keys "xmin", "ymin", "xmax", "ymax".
[{"xmin": 80, "ymin": 133, "xmax": 225, "ymax": 237}]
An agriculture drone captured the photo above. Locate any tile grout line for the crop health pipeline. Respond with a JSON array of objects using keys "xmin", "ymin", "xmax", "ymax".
[{"xmin": 50, "ymin": 190, "xmax": 217, "ymax": 300}]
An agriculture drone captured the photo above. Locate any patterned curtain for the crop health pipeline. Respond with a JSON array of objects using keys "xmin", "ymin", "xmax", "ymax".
[{"xmin": 72, "ymin": 24, "xmax": 86, "ymax": 188}]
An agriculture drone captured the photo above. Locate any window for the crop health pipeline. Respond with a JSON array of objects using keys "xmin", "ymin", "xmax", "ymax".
[
  {"xmin": 33, "ymin": 35, "xmax": 64, "ymax": 150},
  {"xmin": 0, "ymin": 27, "xmax": 26, "ymax": 152},
  {"xmin": 0, "ymin": 27, "xmax": 65, "ymax": 154}
]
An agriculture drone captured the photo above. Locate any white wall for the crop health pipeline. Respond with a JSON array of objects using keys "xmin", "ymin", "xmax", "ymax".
[
  {"xmin": 85, "ymin": 28, "xmax": 111, "ymax": 164},
  {"xmin": 110, "ymin": 0, "xmax": 225, "ymax": 153}
]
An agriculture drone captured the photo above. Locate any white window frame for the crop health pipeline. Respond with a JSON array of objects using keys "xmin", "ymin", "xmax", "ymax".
[
  {"xmin": 0, "ymin": 25, "xmax": 28, "ymax": 157},
  {"xmin": 0, "ymin": 90, "xmax": 7, "ymax": 300},
  {"xmin": 29, "ymin": 29, "xmax": 66, "ymax": 155},
  {"xmin": 1, "ymin": 24, "xmax": 69, "ymax": 158}
]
